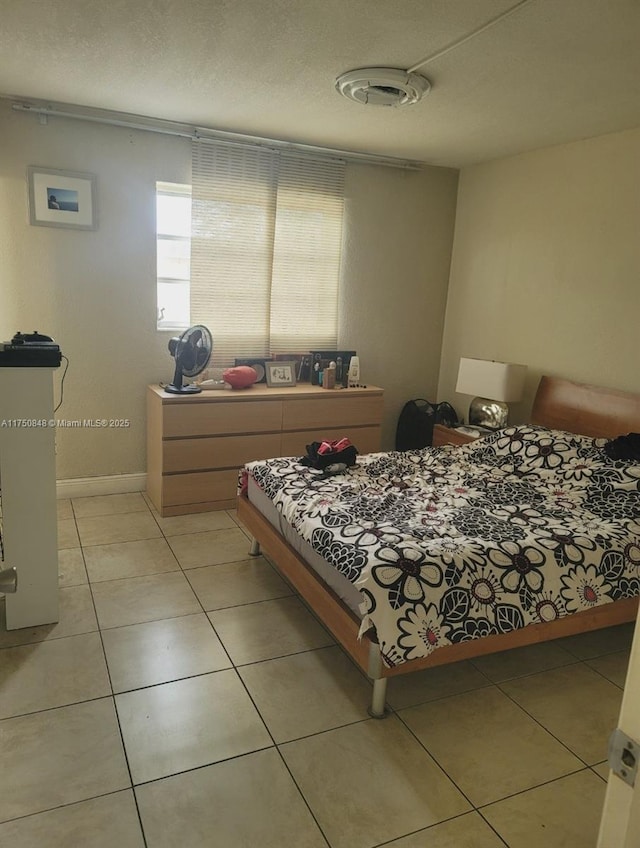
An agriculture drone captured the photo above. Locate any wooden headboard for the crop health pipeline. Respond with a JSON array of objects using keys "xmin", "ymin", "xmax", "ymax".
[{"xmin": 531, "ymin": 376, "xmax": 640, "ymax": 439}]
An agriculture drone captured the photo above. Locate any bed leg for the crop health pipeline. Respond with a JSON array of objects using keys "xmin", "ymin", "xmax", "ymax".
[
  {"xmin": 369, "ymin": 678, "xmax": 389, "ymax": 719},
  {"xmin": 249, "ymin": 538, "xmax": 261, "ymax": 557},
  {"xmin": 367, "ymin": 642, "xmax": 389, "ymax": 718}
]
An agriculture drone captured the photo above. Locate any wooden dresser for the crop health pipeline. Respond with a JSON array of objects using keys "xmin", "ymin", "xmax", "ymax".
[{"xmin": 147, "ymin": 383, "xmax": 384, "ymax": 516}]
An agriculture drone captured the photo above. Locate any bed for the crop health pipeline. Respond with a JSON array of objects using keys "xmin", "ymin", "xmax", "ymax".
[{"xmin": 237, "ymin": 376, "xmax": 640, "ymax": 717}]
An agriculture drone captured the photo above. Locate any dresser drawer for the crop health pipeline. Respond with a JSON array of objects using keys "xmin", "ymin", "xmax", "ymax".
[
  {"xmin": 163, "ymin": 433, "xmax": 282, "ymax": 473},
  {"xmin": 147, "ymin": 383, "xmax": 384, "ymax": 515},
  {"xmin": 282, "ymin": 394, "xmax": 383, "ymax": 431},
  {"xmin": 281, "ymin": 426, "xmax": 382, "ymax": 458},
  {"xmin": 163, "ymin": 400, "xmax": 282, "ymax": 438},
  {"xmin": 162, "ymin": 469, "xmax": 240, "ymax": 506}
]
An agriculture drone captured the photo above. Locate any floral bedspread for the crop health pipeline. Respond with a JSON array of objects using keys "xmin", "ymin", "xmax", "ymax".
[{"xmin": 244, "ymin": 426, "xmax": 640, "ymax": 667}]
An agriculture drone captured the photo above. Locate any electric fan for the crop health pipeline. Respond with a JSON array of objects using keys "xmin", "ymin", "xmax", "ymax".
[{"xmin": 165, "ymin": 325, "xmax": 213, "ymax": 394}]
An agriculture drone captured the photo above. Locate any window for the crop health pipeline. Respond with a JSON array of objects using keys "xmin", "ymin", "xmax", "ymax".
[
  {"xmin": 156, "ymin": 182, "xmax": 191, "ymax": 331},
  {"xmin": 156, "ymin": 143, "xmax": 345, "ymax": 365}
]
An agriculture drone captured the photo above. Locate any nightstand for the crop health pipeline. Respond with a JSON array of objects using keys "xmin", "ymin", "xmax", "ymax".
[{"xmin": 432, "ymin": 424, "xmax": 483, "ymax": 447}]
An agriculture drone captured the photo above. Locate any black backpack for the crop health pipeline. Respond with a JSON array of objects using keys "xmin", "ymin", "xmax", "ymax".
[{"xmin": 395, "ymin": 399, "xmax": 459, "ymax": 451}]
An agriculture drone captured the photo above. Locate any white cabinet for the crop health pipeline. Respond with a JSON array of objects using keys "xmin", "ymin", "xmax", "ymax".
[{"xmin": 0, "ymin": 368, "xmax": 59, "ymax": 629}]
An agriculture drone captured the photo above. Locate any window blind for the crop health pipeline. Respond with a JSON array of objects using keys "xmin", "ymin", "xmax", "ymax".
[{"xmin": 190, "ymin": 141, "xmax": 345, "ymax": 366}]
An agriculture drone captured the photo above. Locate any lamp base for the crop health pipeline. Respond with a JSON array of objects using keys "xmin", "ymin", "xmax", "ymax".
[{"xmin": 468, "ymin": 397, "xmax": 509, "ymax": 429}]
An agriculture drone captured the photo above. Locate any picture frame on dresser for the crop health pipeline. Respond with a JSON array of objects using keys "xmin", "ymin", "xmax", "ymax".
[
  {"xmin": 273, "ymin": 353, "xmax": 310, "ymax": 382},
  {"xmin": 265, "ymin": 361, "xmax": 297, "ymax": 387}
]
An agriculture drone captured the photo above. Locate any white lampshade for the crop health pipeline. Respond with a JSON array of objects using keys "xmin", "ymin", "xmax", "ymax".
[{"xmin": 456, "ymin": 358, "xmax": 527, "ymax": 402}]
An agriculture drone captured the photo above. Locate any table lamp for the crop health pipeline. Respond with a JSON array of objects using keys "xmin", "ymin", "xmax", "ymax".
[{"xmin": 456, "ymin": 358, "xmax": 527, "ymax": 429}]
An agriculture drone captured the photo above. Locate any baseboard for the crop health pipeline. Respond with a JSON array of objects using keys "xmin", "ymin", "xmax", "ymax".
[{"xmin": 56, "ymin": 473, "xmax": 146, "ymax": 500}]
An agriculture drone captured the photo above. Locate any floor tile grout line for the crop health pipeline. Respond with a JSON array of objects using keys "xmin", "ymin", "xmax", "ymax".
[
  {"xmin": 85, "ymin": 551, "xmax": 150, "ymax": 848},
  {"xmin": 178, "ymin": 565, "xmax": 238, "ymax": 671},
  {"xmin": 85, "ymin": 568, "xmax": 198, "ymax": 590},
  {"xmin": 0, "ymin": 787, "xmax": 145, "ymax": 829},
  {"xmin": 0, "ymin": 690, "xmax": 117, "ymax": 723},
  {"xmin": 385, "ymin": 678, "xmax": 495, "ymax": 713},
  {"xmin": 555, "ymin": 624, "xmax": 636, "ymax": 662},
  {"xmin": 582, "ymin": 656, "xmax": 627, "ymax": 690},
  {"xmin": 179, "ymin": 554, "xmax": 285, "ymax": 574},
  {"xmin": 494, "ymin": 675, "xmax": 605, "ymax": 769},
  {"xmin": 474, "ymin": 763, "xmax": 601, "ymax": 811},
  {"xmin": 495, "ymin": 654, "xmax": 625, "ymax": 688},
  {"xmin": 216, "ymin": 638, "xmax": 338, "ymax": 672},
  {"xmin": 472, "ymin": 811, "xmax": 511, "ymax": 848},
  {"xmin": 127, "ymin": 743, "xmax": 277, "ymax": 790},
  {"xmin": 271, "ymin": 744, "xmax": 333, "ymax": 847},
  {"xmin": 87, "ymin": 565, "xmax": 184, "ymax": 585},
  {"xmin": 228, "ymin": 654, "xmax": 334, "ymax": 846},
  {"xmin": 265, "ymin": 712, "xmax": 381, "ymax": 746},
  {"xmin": 392, "ymin": 706, "xmax": 479, "ymax": 812},
  {"xmin": 590, "ymin": 763, "xmax": 611, "ymax": 784},
  {"xmin": 397, "ymin": 689, "xmax": 600, "ymax": 813},
  {"xmin": 468, "ymin": 654, "xmax": 585, "ymax": 687},
  {"xmin": 230, "ymin": 641, "xmax": 345, "ymax": 672},
  {"xmin": 473, "ymin": 810, "xmax": 514, "ymax": 848},
  {"xmin": 108, "ymin": 664, "xmax": 235, "ymax": 696},
  {"xmin": 368, "ymin": 809, "xmax": 510, "ymax": 848}
]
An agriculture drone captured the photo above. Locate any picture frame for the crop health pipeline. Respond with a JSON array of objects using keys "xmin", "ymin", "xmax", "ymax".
[
  {"xmin": 272, "ymin": 352, "xmax": 310, "ymax": 382},
  {"xmin": 27, "ymin": 166, "xmax": 97, "ymax": 230},
  {"xmin": 265, "ymin": 361, "xmax": 297, "ymax": 388}
]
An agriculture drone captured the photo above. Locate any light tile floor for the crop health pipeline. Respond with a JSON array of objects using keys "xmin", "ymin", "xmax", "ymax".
[{"xmin": 0, "ymin": 492, "xmax": 632, "ymax": 847}]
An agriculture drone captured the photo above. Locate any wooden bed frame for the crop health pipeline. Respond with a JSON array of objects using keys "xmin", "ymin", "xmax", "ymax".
[{"xmin": 237, "ymin": 376, "xmax": 640, "ymax": 716}]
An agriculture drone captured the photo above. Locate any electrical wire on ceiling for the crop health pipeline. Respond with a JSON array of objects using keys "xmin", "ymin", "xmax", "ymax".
[
  {"xmin": 336, "ymin": 0, "xmax": 537, "ymax": 107},
  {"xmin": 407, "ymin": 0, "xmax": 537, "ymax": 73}
]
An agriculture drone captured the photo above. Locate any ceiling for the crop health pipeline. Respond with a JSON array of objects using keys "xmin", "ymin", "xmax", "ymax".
[{"xmin": 1, "ymin": 0, "xmax": 639, "ymax": 167}]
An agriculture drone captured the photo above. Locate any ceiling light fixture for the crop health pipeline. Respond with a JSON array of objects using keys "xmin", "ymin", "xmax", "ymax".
[
  {"xmin": 335, "ymin": 0, "xmax": 536, "ymax": 108},
  {"xmin": 335, "ymin": 68, "xmax": 431, "ymax": 107}
]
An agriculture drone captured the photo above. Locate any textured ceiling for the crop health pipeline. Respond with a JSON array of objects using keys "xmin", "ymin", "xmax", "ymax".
[{"xmin": 1, "ymin": 0, "xmax": 639, "ymax": 166}]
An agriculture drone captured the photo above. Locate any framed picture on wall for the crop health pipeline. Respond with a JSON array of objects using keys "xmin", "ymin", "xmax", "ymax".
[{"xmin": 27, "ymin": 166, "xmax": 97, "ymax": 230}]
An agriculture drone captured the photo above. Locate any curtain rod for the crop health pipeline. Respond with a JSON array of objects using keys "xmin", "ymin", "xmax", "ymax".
[{"xmin": 8, "ymin": 99, "xmax": 425, "ymax": 171}]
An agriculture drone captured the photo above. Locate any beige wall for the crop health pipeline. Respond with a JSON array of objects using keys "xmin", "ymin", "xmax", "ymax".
[
  {"xmin": 438, "ymin": 126, "xmax": 640, "ymax": 424},
  {"xmin": 0, "ymin": 102, "xmax": 458, "ymax": 477},
  {"xmin": 339, "ymin": 163, "xmax": 458, "ymax": 449},
  {"xmin": 0, "ymin": 101, "xmax": 189, "ymax": 480}
]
